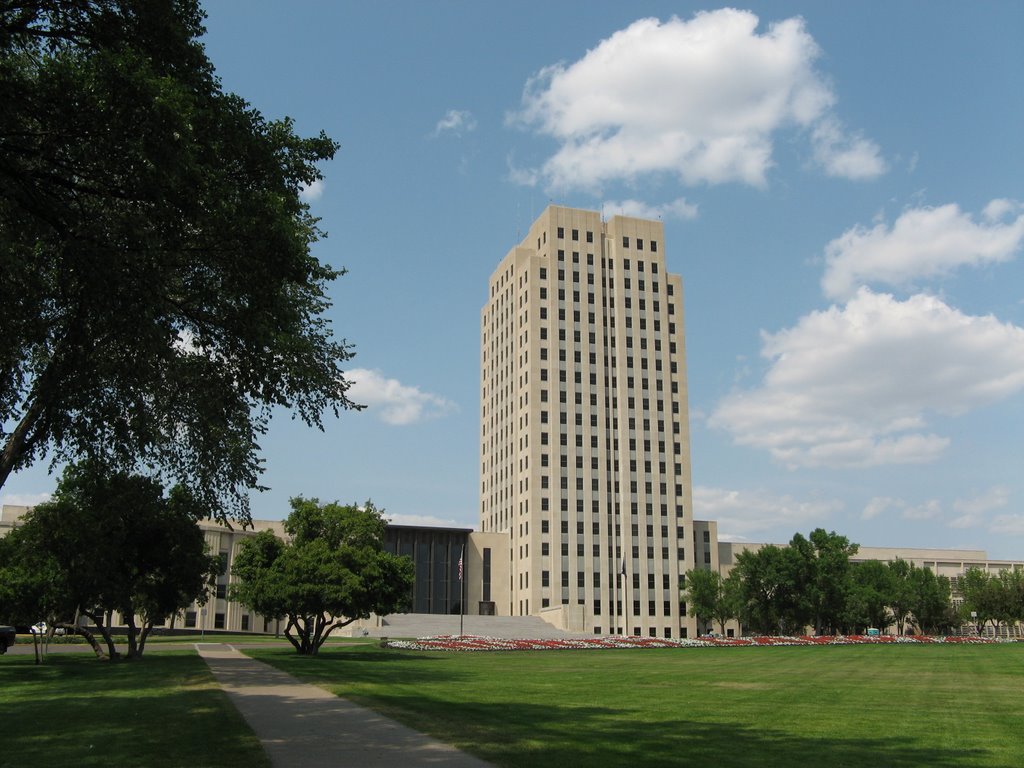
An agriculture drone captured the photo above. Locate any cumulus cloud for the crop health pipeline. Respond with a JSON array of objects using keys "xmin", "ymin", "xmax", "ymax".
[
  {"xmin": 989, "ymin": 514, "xmax": 1024, "ymax": 536},
  {"xmin": 709, "ymin": 289, "xmax": 1024, "ymax": 469},
  {"xmin": 347, "ymin": 368, "xmax": 456, "ymax": 426},
  {"xmin": 949, "ymin": 486, "xmax": 1011, "ymax": 529},
  {"xmin": 603, "ymin": 197, "xmax": 698, "ymax": 221},
  {"xmin": 901, "ymin": 499, "xmax": 942, "ymax": 521},
  {"xmin": 862, "ymin": 496, "xmax": 898, "ymax": 520},
  {"xmin": 299, "ymin": 179, "xmax": 325, "ymax": 202},
  {"xmin": 511, "ymin": 10, "xmax": 882, "ymax": 191},
  {"xmin": 693, "ymin": 486, "xmax": 842, "ymax": 540},
  {"xmin": 433, "ymin": 109, "xmax": 477, "ymax": 137},
  {"xmin": 810, "ymin": 117, "xmax": 886, "ymax": 180},
  {"xmin": 822, "ymin": 200, "xmax": 1024, "ymax": 300}
]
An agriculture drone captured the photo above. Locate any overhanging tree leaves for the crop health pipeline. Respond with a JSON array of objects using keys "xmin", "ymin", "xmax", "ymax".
[
  {"xmin": 231, "ymin": 497, "xmax": 413, "ymax": 655},
  {"xmin": 0, "ymin": 1, "xmax": 357, "ymax": 521},
  {"xmin": 0, "ymin": 461, "xmax": 219, "ymax": 658}
]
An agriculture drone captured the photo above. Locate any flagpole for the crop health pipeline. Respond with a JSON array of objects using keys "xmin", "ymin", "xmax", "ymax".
[{"xmin": 459, "ymin": 543, "xmax": 466, "ymax": 637}]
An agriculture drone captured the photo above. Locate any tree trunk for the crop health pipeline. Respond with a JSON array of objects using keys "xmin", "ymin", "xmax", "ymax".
[
  {"xmin": 124, "ymin": 613, "xmax": 139, "ymax": 659},
  {"xmin": 55, "ymin": 621, "xmax": 107, "ymax": 660},
  {"xmin": 137, "ymin": 621, "xmax": 152, "ymax": 657},
  {"xmin": 86, "ymin": 611, "xmax": 120, "ymax": 659},
  {"xmin": 283, "ymin": 616, "xmax": 303, "ymax": 653}
]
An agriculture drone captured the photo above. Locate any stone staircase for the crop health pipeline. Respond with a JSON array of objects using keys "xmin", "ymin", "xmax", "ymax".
[{"xmin": 362, "ymin": 613, "xmax": 589, "ymax": 640}]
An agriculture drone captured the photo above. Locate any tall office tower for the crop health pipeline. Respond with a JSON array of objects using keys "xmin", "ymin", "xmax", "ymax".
[{"xmin": 480, "ymin": 206, "xmax": 697, "ymax": 638}]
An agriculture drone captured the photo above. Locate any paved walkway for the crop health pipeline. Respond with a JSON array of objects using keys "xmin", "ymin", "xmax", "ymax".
[{"xmin": 195, "ymin": 643, "xmax": 495, "ymax": 768}]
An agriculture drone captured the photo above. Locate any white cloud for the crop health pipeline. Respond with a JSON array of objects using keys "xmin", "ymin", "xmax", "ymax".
[
  {"xmin": 822, "ymin": 200, "xmax": 1024, "ymax": 300},
  {"xmin": 347, "ymin": 368, "xmax": 456, "ymax": 426},
  {"xmin": 433, "ymin": 109, "xmax": 477, "ymax": 137},
  {"xmin": 949, "ymin": 486, "xmax": 1011, "ymax": 529},
  {"xmin": 810, "ymin": 116, "xmax": 886, "ymax": 180},
  {"xmin": 901, "ymin": 499, "xmax": 942, "ymax": 521},
  {"xmin": 693, "ymin": 486, "xmax": 842, "ymax": 540},
  {"xmin": 603, "ymin": 197, "xmax": 698, "ymax": 221},
  {"xmin": 512, "ymin": 10, "xmax": 881, "ymax": 191},
  {"xmin": 989, "ymin": 514, "xmax": 1024, "ymax": 536},
  {"xmin": 709, "ymin": 289, "xmax": 1024, "ymax": 469},
  {"xmin": 1, "ymin": 492, "xmax": 51, "ymax": 508},
  {"xmin": 299, "ymin": 179, "xmax": 325, "ymax": 202},
  {"xmin": 954, "ymin": 486, "xmax": 1010, "ymax": 516},
  {"xmin": 862, "ymin": 496, "xmax": 898, "ymax": 520}
]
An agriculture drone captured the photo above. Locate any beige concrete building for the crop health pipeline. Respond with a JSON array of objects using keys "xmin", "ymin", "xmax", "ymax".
[
  {"xmin": 0, "ymin": 503, "xmax": 511, "ymax": 635},
  {"xmin": 3, "ymin": 210, "xmax": 1020, "ymax": 640},
  {"xmin": 480, "ymin": 205, "xmax": 698, "ymax": 638}
]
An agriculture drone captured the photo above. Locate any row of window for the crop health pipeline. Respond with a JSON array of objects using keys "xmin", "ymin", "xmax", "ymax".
[{"xmin": 550, "ymin": 226, "xmax": 660, "ymax": 255}]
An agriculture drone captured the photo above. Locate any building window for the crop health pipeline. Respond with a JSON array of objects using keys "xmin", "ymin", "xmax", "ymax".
[
  {"xmin": 241, "ymin": 615, "xmax": 250, "ymax": 631},
  {"xmin": 623, "ymin": 236, "xmax": 630, "ymax": 248},
  {"xmin": 557, "ymin": 227, "xmax": 564, "ymax": 238},
  {"xmin": 184, "ymin": 611, "xmax": 197, "ymax": 628},
  {"xmin": 572, "ymin": 228, "xmax": 579, "ymax": 241},
  {"xmin": 214, "ymin": 612, "xmax": 225, "ymax": 629}
]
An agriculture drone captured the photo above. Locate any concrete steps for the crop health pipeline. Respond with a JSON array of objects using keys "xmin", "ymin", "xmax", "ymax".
[{"xmin": 363, "ymin": 613, "xmax": 589, "ymax": 640}]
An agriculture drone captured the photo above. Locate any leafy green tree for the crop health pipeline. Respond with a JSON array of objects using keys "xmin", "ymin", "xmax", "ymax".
[
  {"xmin": 0, "ymin": 1, "xmax": 357, "ymax": 521},
  {"xmin": 1003, "ymin": 569, "xmax": 1024, "ymax": 629},
  {"xmin": 907, "ymin": 567, "xmax": 952, "ymax": 635},
  {"xmin": 0, "ymin": 462, "xmax": 218, "ymax": 658},
  {"xmin": 683, "ymin": 568, "xmax": 742, "ymax": 635},
  {"xmin": 959, "ymin": 567, "xmax": 1014, "ymax": 635},
  {"xmin": 231, "ymin": 498, "xmax": 414, "ymax": 655},
  {"xmin": 799, "ymin": 529, "xmax": 859, "ymax": 635},
  {"xmin": 848, "ymin": 559, "xmax": 895, "ymax": 632},
  {"xmin": 732, "ymin": 544, "xmax": 807, "ymax": 635},
  {"xmin": 886, "ymin": 559, "xmax": 918, "ymax": 635}
]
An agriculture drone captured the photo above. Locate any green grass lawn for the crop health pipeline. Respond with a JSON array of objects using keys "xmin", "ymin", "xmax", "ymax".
[
  {"xmin": 249, "ymin": 643, "xmax": 1024, "ymax": 768},
  {"xmin": 0, "ymin": 651, "xmax": 269, "ymax": 768}
]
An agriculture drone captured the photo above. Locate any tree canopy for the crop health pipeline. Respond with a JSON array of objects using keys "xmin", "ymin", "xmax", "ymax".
[
  {"xmin": 0, "ymin": 1, "xmax": 357, "ymax": 521},
  {"xmin": 231, "ymin": 497, "xmax": 414, "ymax": 655},
  {"xmin": 682, "ymin": 568, "xmax": 740, "ymax": 635},
  {"xmin": 0, "ymin": 461, "xmax": 218, "ymax": 658},
  {"xmin": 958, "ymin": 567, "xmax": 1024, "ymax": 634}
]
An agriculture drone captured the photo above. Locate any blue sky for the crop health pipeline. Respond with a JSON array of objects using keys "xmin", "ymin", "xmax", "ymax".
[{"xmin": 5, "ymin": 2, "xmax": 1024, "ymax": 559}]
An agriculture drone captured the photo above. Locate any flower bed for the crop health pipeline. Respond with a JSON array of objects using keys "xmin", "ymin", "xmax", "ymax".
[{"xmin": 385, "ymin": 634, "xmax": 998, "ymax": 652}]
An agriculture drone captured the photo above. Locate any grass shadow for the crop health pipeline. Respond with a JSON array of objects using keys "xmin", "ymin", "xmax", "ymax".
[{"xmin": 0, "ymin": 653, "xmax": 269, "ymax": 768}]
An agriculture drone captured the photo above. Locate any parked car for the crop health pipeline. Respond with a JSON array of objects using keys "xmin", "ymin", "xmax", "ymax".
[
  {"xmin": 0, "ymin": 626, "xmax": 15, "ymax": 654},
  {"xmin": 30, "ymin": 622, "xmax": 66, "ymax": 636}
]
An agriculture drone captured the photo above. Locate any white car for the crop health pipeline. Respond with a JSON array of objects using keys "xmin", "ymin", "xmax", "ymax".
[{"xmin": 30, "ymin": 622, "xmax": 66, "ymax": 636}]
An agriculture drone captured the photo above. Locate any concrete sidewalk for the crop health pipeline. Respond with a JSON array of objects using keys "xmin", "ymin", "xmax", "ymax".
[{"xmin": 196, "ymin": 643, "xmax": 494, "ymax": 768}]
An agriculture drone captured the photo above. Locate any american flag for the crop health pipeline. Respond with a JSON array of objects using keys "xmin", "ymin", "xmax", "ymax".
[{"xmin": 458, "ymin": 552, "xmax": 464, "ymax": 581}]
